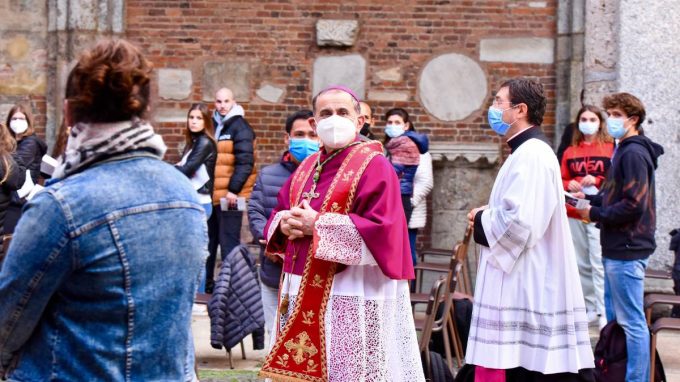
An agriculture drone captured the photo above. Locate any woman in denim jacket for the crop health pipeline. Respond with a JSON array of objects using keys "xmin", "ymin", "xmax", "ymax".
[{"xmin": 0, "ymin": 40, "xmax": 208, "ymax": 381}]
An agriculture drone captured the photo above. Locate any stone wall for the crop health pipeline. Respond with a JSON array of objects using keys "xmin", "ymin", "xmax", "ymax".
[
  {"xmin": 617, "ymin": 0, "xmax": 680, "ymax": 269},
  {"xmin": 0, "ymin": 0, "xmax": 48, "ymax": 137}
]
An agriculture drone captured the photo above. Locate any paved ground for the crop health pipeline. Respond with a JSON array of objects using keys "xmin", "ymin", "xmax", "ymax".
[{"xmin": 192, "ymin": 305, "xmax": 680, "ymax": 381}]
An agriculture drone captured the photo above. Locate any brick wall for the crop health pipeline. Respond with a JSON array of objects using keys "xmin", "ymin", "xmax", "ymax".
[{"xmin": 126, "ymin": 0, "xmax": 557, "ymax": 165}]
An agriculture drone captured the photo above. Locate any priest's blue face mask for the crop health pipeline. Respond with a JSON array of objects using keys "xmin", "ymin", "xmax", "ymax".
[
  {"xmin": 289, "ymin": 138, "xmax": 320, "ymax": 162},
  {"xmin": 487, "ymin": 104, "xmax": 518, "ymax": 136}
]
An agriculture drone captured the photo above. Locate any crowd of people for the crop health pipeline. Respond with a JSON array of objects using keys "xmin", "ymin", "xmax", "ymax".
[{"xmin": 0, "ymin": 38, "xmax": 671, "ymax": 382}]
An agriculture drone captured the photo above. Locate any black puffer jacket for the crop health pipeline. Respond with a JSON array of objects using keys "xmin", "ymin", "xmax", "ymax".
[
  {"xmin": 15, "ymin": 134, "xmax": 47, "ymax": 182},
  {"xmin": 247, "ymin": 152, "xmax": 297, "ymax": 288},
  {"xmin": 208, "ymin": 245, "xmax": 265, "ymax": 350},
  {"xmin": 0, "ymin": 156, "xmax": 26, "ymax": 232},
  {"xmin": 175, "ymin": 134, "xmax": 217, "ymax": 196}
]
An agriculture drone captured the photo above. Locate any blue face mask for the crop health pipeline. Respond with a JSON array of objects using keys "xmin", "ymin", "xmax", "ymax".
[
  {"xmin": 487, "ymin": 105, "xmax": 516, "ymax": 136},
  {"xmin": 289, "ymin": 138, "xmax": 319, "ymax": 162},
  {"xmin": 606, "ymin": 117, "xmax": 630, "ymax": 139},
  {"xmin": 385, "ymin": 124, "xmax": 406, "ymax": 138}
]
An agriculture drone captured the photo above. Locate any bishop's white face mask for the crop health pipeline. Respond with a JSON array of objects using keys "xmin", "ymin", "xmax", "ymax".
[
  {"xmin": 9, "ymin": 119, "xmax": 29, "ymax": 134},
  {"xmin": 315, "ymin": 115, "xmax": 357, "ymax": 149}
]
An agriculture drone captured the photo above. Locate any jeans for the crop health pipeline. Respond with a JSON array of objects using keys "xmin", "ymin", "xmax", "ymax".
[
  {"xmin": 408, "ymin": 228, "xmax": 418, "ymax": 266},
  {"xmin": 568, "ymin": 219, "xmax": 604, "ymax": 318},
  {"xmin": 260, "ymin": 282, "xmax": 279, "ymax": 339},
  {"xmin": 603, "ymin": 257, "xmax": 649, "ymax": 382}
]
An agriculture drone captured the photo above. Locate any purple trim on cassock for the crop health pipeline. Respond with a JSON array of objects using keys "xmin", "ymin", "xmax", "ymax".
[{"xmin": 263, "ymin": 143, "xmax": 414, "ymax": 280}]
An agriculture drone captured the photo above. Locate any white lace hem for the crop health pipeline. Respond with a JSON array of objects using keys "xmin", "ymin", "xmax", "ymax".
[
  {"xmin": 276, "ymin": 270, "xmax": 424, "ymax": 382},
  {"xmin": 313, "ymin": 213, "xmax": 376, "ymax": 266}
]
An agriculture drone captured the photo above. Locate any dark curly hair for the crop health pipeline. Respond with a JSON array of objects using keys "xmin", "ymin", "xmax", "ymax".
[
  {"xmin": 501, "ymin": 78, "xmax": 547, "ymax": 127},
  {"xmin": 602, "ymin": 92, "xmax": 646, "ymax": 134},
  {"xmin": 65, "ymin": 39, "xmax": 152, "ymax": 124}
]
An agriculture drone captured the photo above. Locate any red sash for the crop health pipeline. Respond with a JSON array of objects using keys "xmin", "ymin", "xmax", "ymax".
[{"xmin": 259, "ymin": 141, "xmax": 383, "ymax": 382}]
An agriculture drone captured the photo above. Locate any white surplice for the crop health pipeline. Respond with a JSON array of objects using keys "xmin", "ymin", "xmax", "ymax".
[
  {"xmin": 466, "ymin": 137, "xmax": 594, "ymax": 374},
  {"xmin": 266, "ymin": 213, "xmax": 425, "ymax": 382}
]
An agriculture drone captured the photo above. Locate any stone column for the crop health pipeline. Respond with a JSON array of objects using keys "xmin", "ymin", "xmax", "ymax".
[
  {"xmin": 45, "ymin": 0, "xmax": 125, "ymax": 149},
  {"xmin": 555, "ymin": 0, "xmax": 586, "ymax": 146},
  {"xmin": 616, "ymin": 0, "xmax": 680, "ymax": 269},
  {"xmin": 582, "ymin": 0, "xmax": 619, "ymax": 107}
]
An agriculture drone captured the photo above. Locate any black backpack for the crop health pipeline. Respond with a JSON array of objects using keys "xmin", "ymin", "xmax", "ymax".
[
  {"xmin": 594, "ymin": 320, "xmax": 666, "ymax": 382},
  {"xmin": 423, "ymin": 350, "xmax": 454, "ymax": 382}
]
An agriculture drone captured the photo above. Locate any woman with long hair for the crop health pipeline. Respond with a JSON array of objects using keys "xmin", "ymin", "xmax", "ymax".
[
  {"xmin": 0, "ymin": 39, "xmax": 206, "ymax": 381},
  {"xmin": 5, "ymin": 105, "xmax": 47, "ymax": 182},
  {"xmin": 0, "ymin": 122, "xmax": 25, "ymax": 247},
  {"xmin": 561, "ymin": 104, "xmax": 614, "ymax": 329},
  {"xmin": 4, "ymin": 105, "xmax": 48, "ymax": 235},
  {"xmin": 175, "ymin": 103, "xmax": 217, "ymax": 219}
]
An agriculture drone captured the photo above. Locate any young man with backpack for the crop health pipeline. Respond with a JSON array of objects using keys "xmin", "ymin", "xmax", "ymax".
[{"xmin": 576, "ymin": 92, "xmax": 664, "ymax": 382}]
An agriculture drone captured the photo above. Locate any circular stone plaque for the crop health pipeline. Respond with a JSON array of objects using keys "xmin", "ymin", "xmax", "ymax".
[{"xmin": 418, "ymin": 53, "xmax": 487, "ymax": 121}]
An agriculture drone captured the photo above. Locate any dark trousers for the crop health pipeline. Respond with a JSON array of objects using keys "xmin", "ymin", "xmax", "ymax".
[
  {"xmin": 401, "ymin": 194, "xmax": 414, "ymax": 224},
  {"xmin": 205, "ymin": 209, "xmax": 243, "ymax": 292}
]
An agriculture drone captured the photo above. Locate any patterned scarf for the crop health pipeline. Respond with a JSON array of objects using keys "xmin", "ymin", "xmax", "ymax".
[{"xmin": 53, "ymin": 118, "xmax": 167, "ymax": 179}]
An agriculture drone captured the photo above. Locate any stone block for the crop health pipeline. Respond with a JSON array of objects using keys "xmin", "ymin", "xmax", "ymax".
[
  {"xmin": 312, "ymin": 54, "xmax": 366, "ymax": 99},
  {"xmin": 479, "ymin": 37, "xmax": 555, "ymax": 64},
  {"xmin": 375, "ymin": 66, "xmax": 402, "ymax": 82},
  {"xmin": 202, "ymin": 61, "xmax": 250, "ymax": 102},
  {"xmin": 256, "ymin": 84, "xmax": 285, "ymax": 103},
  {"xmin": 418, "ymin": 53, "xmax": 487, "ymax": 121},
  {"xmin": 153, "ymin": 107, "xmax": 189, "ymax": 123},
  {"xmin": 158, "ymin": 68, "xmax": 192, "ymax": 100},
  {"xmin": 429, "ymin": 158, "xmax": 498, "ymax": 265},
  {"xmin": 367, "ymin": 90, "xmax": 409, "ymax": 102},
  {"xmin": 529, "ymin": 1, "xmax": 547, "ymax": 7},
  {"xmin": 316, "ymin": 19, "xmax": 359, "ymax": 47}
]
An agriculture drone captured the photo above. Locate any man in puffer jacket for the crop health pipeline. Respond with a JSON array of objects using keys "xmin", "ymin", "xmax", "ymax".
[
  {"xmin": 208, "ymin": 245, "xmax": 265, "ymax": 352},
  {"xmin": 205, "ymin": 87, "xmax": 257, "ymax": 293},
  {"xmin": 247, "ymin": 109, "xmax": 317, "ymax": 336}
]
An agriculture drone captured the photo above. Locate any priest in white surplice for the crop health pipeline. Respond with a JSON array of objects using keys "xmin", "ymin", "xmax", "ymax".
[{"xmin": 466, "ymin": 78, "xmax": 594, "ymax": 381}]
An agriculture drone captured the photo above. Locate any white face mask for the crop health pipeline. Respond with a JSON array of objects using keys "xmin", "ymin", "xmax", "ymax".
[
  {"xmin": 315, "ymin": 115, "xmax": 357, "ymax": 149},
  {"xmin": 9, "ymin": 119, "xmax": 29, "ymax": 134}
]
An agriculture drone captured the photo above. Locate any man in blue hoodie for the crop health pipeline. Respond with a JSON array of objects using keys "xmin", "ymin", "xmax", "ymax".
[{"xmin": 576, "ymin": 92, "xmax": 664, "ymax": 382}]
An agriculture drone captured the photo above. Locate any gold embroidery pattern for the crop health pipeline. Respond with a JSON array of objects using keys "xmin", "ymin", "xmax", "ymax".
[
  {"xmin": 306, "ymin": 359, "xmax": 319, "ymax": 373},
  {"xmin": 341, "ymin": 169, "xmax": 355, "ymax": 182},
  {"xmin": 311, "ymin": 274, "xmax": 323, "ymax": 288},
  {"xmin": 330, "ymin": 202, "xmax": 341, "ymax": 213},
  {"xmin": 302, "ymin": 310, "xmax": 315, "ymax": 325},
  {"xmin": 276, "ymin": 354, "xmax": 289, "ymax": 368},
  {"xmin": 284, "ymin": 331, "xmax": 319, "ymax": 365}
]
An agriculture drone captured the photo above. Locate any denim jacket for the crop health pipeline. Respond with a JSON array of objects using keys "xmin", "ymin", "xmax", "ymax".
[{"xmin": 0, "ymin": 152, "xmax": 208, "ymax": 381}]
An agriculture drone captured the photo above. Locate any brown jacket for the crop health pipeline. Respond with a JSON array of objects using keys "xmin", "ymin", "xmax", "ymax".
[{"xmin": 212, "ymin": 115, "xmax": 257, "ymax": 205}]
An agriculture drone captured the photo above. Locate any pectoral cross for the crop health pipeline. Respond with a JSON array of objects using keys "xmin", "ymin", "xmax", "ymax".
[{"xmin": 302, "ymin": 183, "xmax": 320, "ymax": 201}]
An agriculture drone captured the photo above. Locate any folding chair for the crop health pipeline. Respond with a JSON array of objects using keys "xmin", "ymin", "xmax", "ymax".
[
  {"xmin": 415, "ymin": 226, "xmax": 473, "ymax": 295},
  {"xmin": 415, "ymin": 278, "xmax": 448, "ymax": 381}
]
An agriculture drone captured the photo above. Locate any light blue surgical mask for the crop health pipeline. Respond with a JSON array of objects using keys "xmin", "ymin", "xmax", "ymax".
[
  {"xmin": 606, "ymin": 117, "xmax": 630, "ymax": 139},
  {"xmin": 487, "ymin": 105, "xmax": 517, "ymax": 136},
  {"xmin": 385, "ymin": 124, "xmax": 406, "ymax": 138},
  {"xmin": 578, "ymin": 121, "xmax": 599, "ymax": 136},
  {"xmin": 289, "ymin": 138, "xmax": 319, "ymax": 162}
]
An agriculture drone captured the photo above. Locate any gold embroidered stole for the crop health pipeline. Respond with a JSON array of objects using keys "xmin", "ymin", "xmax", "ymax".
[{"xmin": 259, "ymin": 141, "xmax": 383, "ymax": 382}]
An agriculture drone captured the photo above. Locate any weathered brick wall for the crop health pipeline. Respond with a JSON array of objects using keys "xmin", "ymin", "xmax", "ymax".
[{"xmin": 126, "ymin": 0, "xmax": 557, "ymax": 165}]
